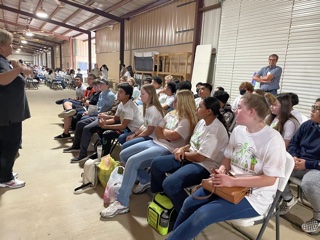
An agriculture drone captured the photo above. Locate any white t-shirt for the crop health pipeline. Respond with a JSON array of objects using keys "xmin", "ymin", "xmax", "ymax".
[
  {"xmin": 291, "ymin": 109, "xmax": 303, "ymax": 124},
  {"xmin": 75, "ymin": 84, "xmax": 87, "ymax": 99},
  {"xmin": 270, "ymin": 117, "xmax": 299, "ymax": 141},
  {"xmin": 224, "ymin": 125, "xmax": 286, "ymax": 215},
  {"xmin": 232, "ymin": 95, "xmax": 242, "ymax": 111},
  {"xmin": 101, "ymin": 68, "xmax": 108, "ymax": 79},
  {"xmin": 189, "ymin": 118, "xmax": 229, "ymax": 172},
  {"xmin": 195, "ymin": 97, "xmax": 202, "ymax": 108},
  {"xmin": 141, "ymin": 105, "xmax": 164, "ymax": 139},
  {"xmin": 154, "ymin": 111, "xmax": 191, "ymax": 152},
  {"xmin": 115, "ymin": 100, "xmax": 143, "ymax": 132}
]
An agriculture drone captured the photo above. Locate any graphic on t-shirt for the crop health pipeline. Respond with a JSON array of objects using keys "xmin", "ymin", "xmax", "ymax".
[
  {"xmin": 190, "ymin": 130, "xmax": 202, "ymax": 149},
  {"xmin": 232, "ymin": 142, "xmax": 258, "ymax": 173},
  {"xmin": 165, "ymin": 115, "xmax": 178, "ymax": 130}
]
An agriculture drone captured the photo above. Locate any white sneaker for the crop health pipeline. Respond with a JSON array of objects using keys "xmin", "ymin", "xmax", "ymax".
[
  {"xmin": 0, "ymin": 179, "xmax": 25, "ymax": 189},
  {"xmin": 100, "ymin": 201, "xmax": 129, "ymax": 218},
  {"xmin": 13, "ymin": 172, "xmax": 18, "ymax": 179},
  {"xmin": 279, "ymin": 197, "xmax": 298, "ymax": 215},
  {"xmin": 301, "ymin": 218, "xmax": 320, "ymax": 233},
  {"xmin": 132, "ymin": 182, "xmax": 150, "ymax": 194},
  {"xmin": 58, "ymin": 109, "xmax": 76, "ymax": 118}
]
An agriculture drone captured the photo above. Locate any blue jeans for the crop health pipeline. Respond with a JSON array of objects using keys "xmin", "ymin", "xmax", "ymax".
[
  {"xmin": 121, "ymin": 136, "xmax": 152, "ymax": 150},
  {"xmin": 117, "ymin": 140, "xmax": 170, "ymax": 206},
  {"xmin": 150, "ymin": 154, "xmax": 210, "ymax": 212},
  {"xmin": 118, "ymin": 130, "xmax": 132, "ymax": 145},
  {"xmin": 166, "ymin": 188, "xmax": 259, "ymax": 240}
]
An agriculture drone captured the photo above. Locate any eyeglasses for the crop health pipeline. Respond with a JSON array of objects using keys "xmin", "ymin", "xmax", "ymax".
[{"xmin": 311, "ymin": 105, "xmax": 320, "ymax": 112}]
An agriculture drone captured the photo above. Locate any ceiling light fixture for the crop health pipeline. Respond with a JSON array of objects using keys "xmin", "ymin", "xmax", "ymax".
[
  {"xmin": 26, "ymin": 31, "xmax": 34, "ymax": 37},
  {"xmin": 36, "ymin": 7, "xmax": 48, "ymax": 18},
  {"xmin": 21, "ymin": 40, "xmax": 28, "ymax": 44}
]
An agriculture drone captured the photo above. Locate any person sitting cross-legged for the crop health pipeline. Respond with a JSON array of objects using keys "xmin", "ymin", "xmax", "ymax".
[
  {"xmin": 150, "ymin": 97, "xmax": 229, "ymax": 212},
  {"xmin": 98, "ymin": 83, "xmax": 143, "ymax": 156},
  {"xmin": 279, "ymin": 98, "xmax": 320, "ymax": 234}
]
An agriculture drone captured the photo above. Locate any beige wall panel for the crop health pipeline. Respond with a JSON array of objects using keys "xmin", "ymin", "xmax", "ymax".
[
  {"xmin": 96, "ymin": 43, "xmax": 192, "ymax": 80},
  {"xmin": 130, "ymin": 0, "xmax": 195, "ymax": 49},
  {"xmin": 96, "ymin": 0, "xmax": 195, "ymax": 53}
]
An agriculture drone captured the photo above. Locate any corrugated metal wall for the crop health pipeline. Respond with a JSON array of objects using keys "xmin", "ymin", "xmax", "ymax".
[
  {"xmin": 96, "ymin": 0, "xmax": 195, "ymax": 79},
  {"xmin": 214, "ymin": 0, "xmax": 320, "ymax": 116}
]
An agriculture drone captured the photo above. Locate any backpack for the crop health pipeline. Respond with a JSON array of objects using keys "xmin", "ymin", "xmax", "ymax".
[
  {"xmin": 74, "ymin": 158, "xmax": 100, "ymax": 194},
  {"xmin": 147, "ymin": 193, "xmax": 177, "ymax": 235},
  {"xmin": 74, "ymin": 146, "xmax": 102, "ymax": 194}
]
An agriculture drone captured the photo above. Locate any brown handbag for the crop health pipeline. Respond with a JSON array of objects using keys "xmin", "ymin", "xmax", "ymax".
[{"xmin": 192, "ymin": 172, "xmax": 251, "ymax": 204}]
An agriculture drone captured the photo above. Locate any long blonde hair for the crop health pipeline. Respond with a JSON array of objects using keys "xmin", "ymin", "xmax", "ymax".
[
  {"xmin": 141, "ymin": 84, "xmax": 164, "ymax": 117},
  {"xmin": 174, "ymin": 90, "xmax": 198, "ymax": 135}
]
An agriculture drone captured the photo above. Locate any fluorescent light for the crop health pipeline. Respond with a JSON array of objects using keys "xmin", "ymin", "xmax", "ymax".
[
  {"xmin": 36, "ymin": 7, "xmax": 48, "ymax": 18},
  {"xmin": 21, "ymin": 40, "xmax": 28, "ymax": 44},
  {"xmin": 26, "ymin": 31, "xmax": 34, "ymax": 37}
]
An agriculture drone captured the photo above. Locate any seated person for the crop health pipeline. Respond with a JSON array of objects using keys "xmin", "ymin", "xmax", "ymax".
[
  {"xmin": 193, "ymin": 82, "xmax": 202, "ymax": 98},
  {"xmin": 54, "ymin": 79, "xmax": 100, "ymax": 140},
  {"xmin": 265, "ymin": 93, "xmax": 300, "ymax": 149},
  {"xmin": 121, "ymin": 84, "xmax": 164, "ymax": 149},
  {"xmin": 195, "ymin": 83, "xmax": 212, "ymax": 107},
  {"xmin": 152, "ymin": 76, "xmax": 163, "ymax": 95},
  {"xmin": 213, "ymin": 90, "xmax": 235, "ymax": 131},
  {"xmin": 100, "ymin": 90, "xmax": 198, "ymax": 218},
  {"xmin": 142, "ymin": 77, "xmax": 152, "ymax": 85},
  {"xmin": 98, "ymin": 83, "xmax": 143, "ymax": 156},
  {"xmin": 150, "ymin": 97, "xmax": 229, "ymax": 212},
  {"xmin": 231, "ymin": 81, "xmax": 254, "ymax": 111},
  {"xmin": 127, "ymin": 77, "xmax": 140, "ymax": 101},
  {"xmin": 63, "ymin": 79, "xmax": 116, "ymax": 162},
  {"xmin": 167, "ymin": 94, "xmax": 286, "ymax": 240},
  {"xmin": 55, "ymin": 76, "xmax": 89, "ymax": 115},
  {"xmin": 159, "ymin": 82, "xmax": 176, "ymax": 112},
  {"xmin": 279, "ymin": 98, "xmax": 320, "ymax": 234}
]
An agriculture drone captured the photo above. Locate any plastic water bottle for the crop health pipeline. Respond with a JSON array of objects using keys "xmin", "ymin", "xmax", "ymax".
[
  {"xmin": 251, "ymin": 72, "xmax": 256, "ymax": 86},
  {"xmin": 159, "ymin": 210, "xmax": 169, "ymax": 228}
]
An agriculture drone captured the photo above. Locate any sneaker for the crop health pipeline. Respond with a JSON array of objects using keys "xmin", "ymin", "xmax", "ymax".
[
  {"xmin": 55, "ymin": 99, "xmax": 64, "ymax": 105},
  {"xmin": 132, "ymin": 182, "xmax": 151, "ymax": 194},
  {"xmin": 70, "ymin": 156, "xmax": 88, "ymax": 163},
  {"xmin": 279, "ymin": 197, "xmax": 298, "ymax": 215},
  {"xmin": 54, "ymin": 133, "xmax": 72, "ymax": 140},
  {"xmin": 13, "ymin": 172, "xmax": 18, "ymax": 179},
  {"xmin": 63, "ymin": 146, "xmax": 79, "ymax": 153},
  {"xmin": 100, "ymin": 201, "xmax": 129, "ymax": 218},
  {"xmin": 0, "ymin": 179, "xmax": 25, "ymax": 189},
  {"xmin": 301, "ymin": 218, "xmax": 320, "ymax": 234},
  {"xmin": 58, "ymin": 109, "xmax": 76, "ymax": 118}
]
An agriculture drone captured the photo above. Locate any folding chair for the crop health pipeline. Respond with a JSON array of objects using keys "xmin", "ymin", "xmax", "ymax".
[
  {"xmin": 289, "ymin": 176, "xmax": 311, "ymax": 208},
  {"xmin": 228, "ymin": 152, "xmax": 294, "ymax": 240}
]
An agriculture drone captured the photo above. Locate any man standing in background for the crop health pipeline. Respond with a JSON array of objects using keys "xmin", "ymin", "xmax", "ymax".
[{"xmin": 252, "ymin": 54, "xmax": 282, "ymax": 95}]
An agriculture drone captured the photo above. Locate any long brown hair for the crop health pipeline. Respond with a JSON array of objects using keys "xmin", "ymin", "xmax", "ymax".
[
  {"xmin": 141, "ymin": 84, "xmax": 164, "ymax": 118},
  {"xmin": 265, "ymin": 93, "xmax": 299, "ymax": 135}
]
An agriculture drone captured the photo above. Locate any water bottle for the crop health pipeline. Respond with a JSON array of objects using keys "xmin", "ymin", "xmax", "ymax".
[
  {"xmin": 251, "ymin": 72, "xmax": 256, "ymax": 86},
  {"xmin": 159, "ymin": 210, "xmax": 169, "ymax": 228}
]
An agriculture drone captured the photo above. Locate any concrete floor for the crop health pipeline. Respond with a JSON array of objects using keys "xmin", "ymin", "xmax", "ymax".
[{"xmin": 0, "ymin": 85, "xmax": 318, "ymax": 240}]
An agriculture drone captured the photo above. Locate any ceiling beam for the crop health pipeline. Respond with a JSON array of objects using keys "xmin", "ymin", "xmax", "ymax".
[
  {"xmin": 13, "ymin": 32, "xmax": 62, "ymax": 45},
  {"xmin": 0, "ymin": 19, "xmax": 70, "ymax": 41},
  {"xmin": 61, "ymin": 0, "xmax": 133, "ymax": 36},
  {"xmin": 59, "ymin": 0, "xmax": 122, "ymax": 22},
  {"xmin": 86, "ymin": 0, "xmax": 173, "ymax": 32},
  {"xmin": 49, "ymin": 0, "xmax": 95, "ymax": 33},
  {"xmin": 0, "ymin": 5, "xmax": 90, "ymax": 34}
]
